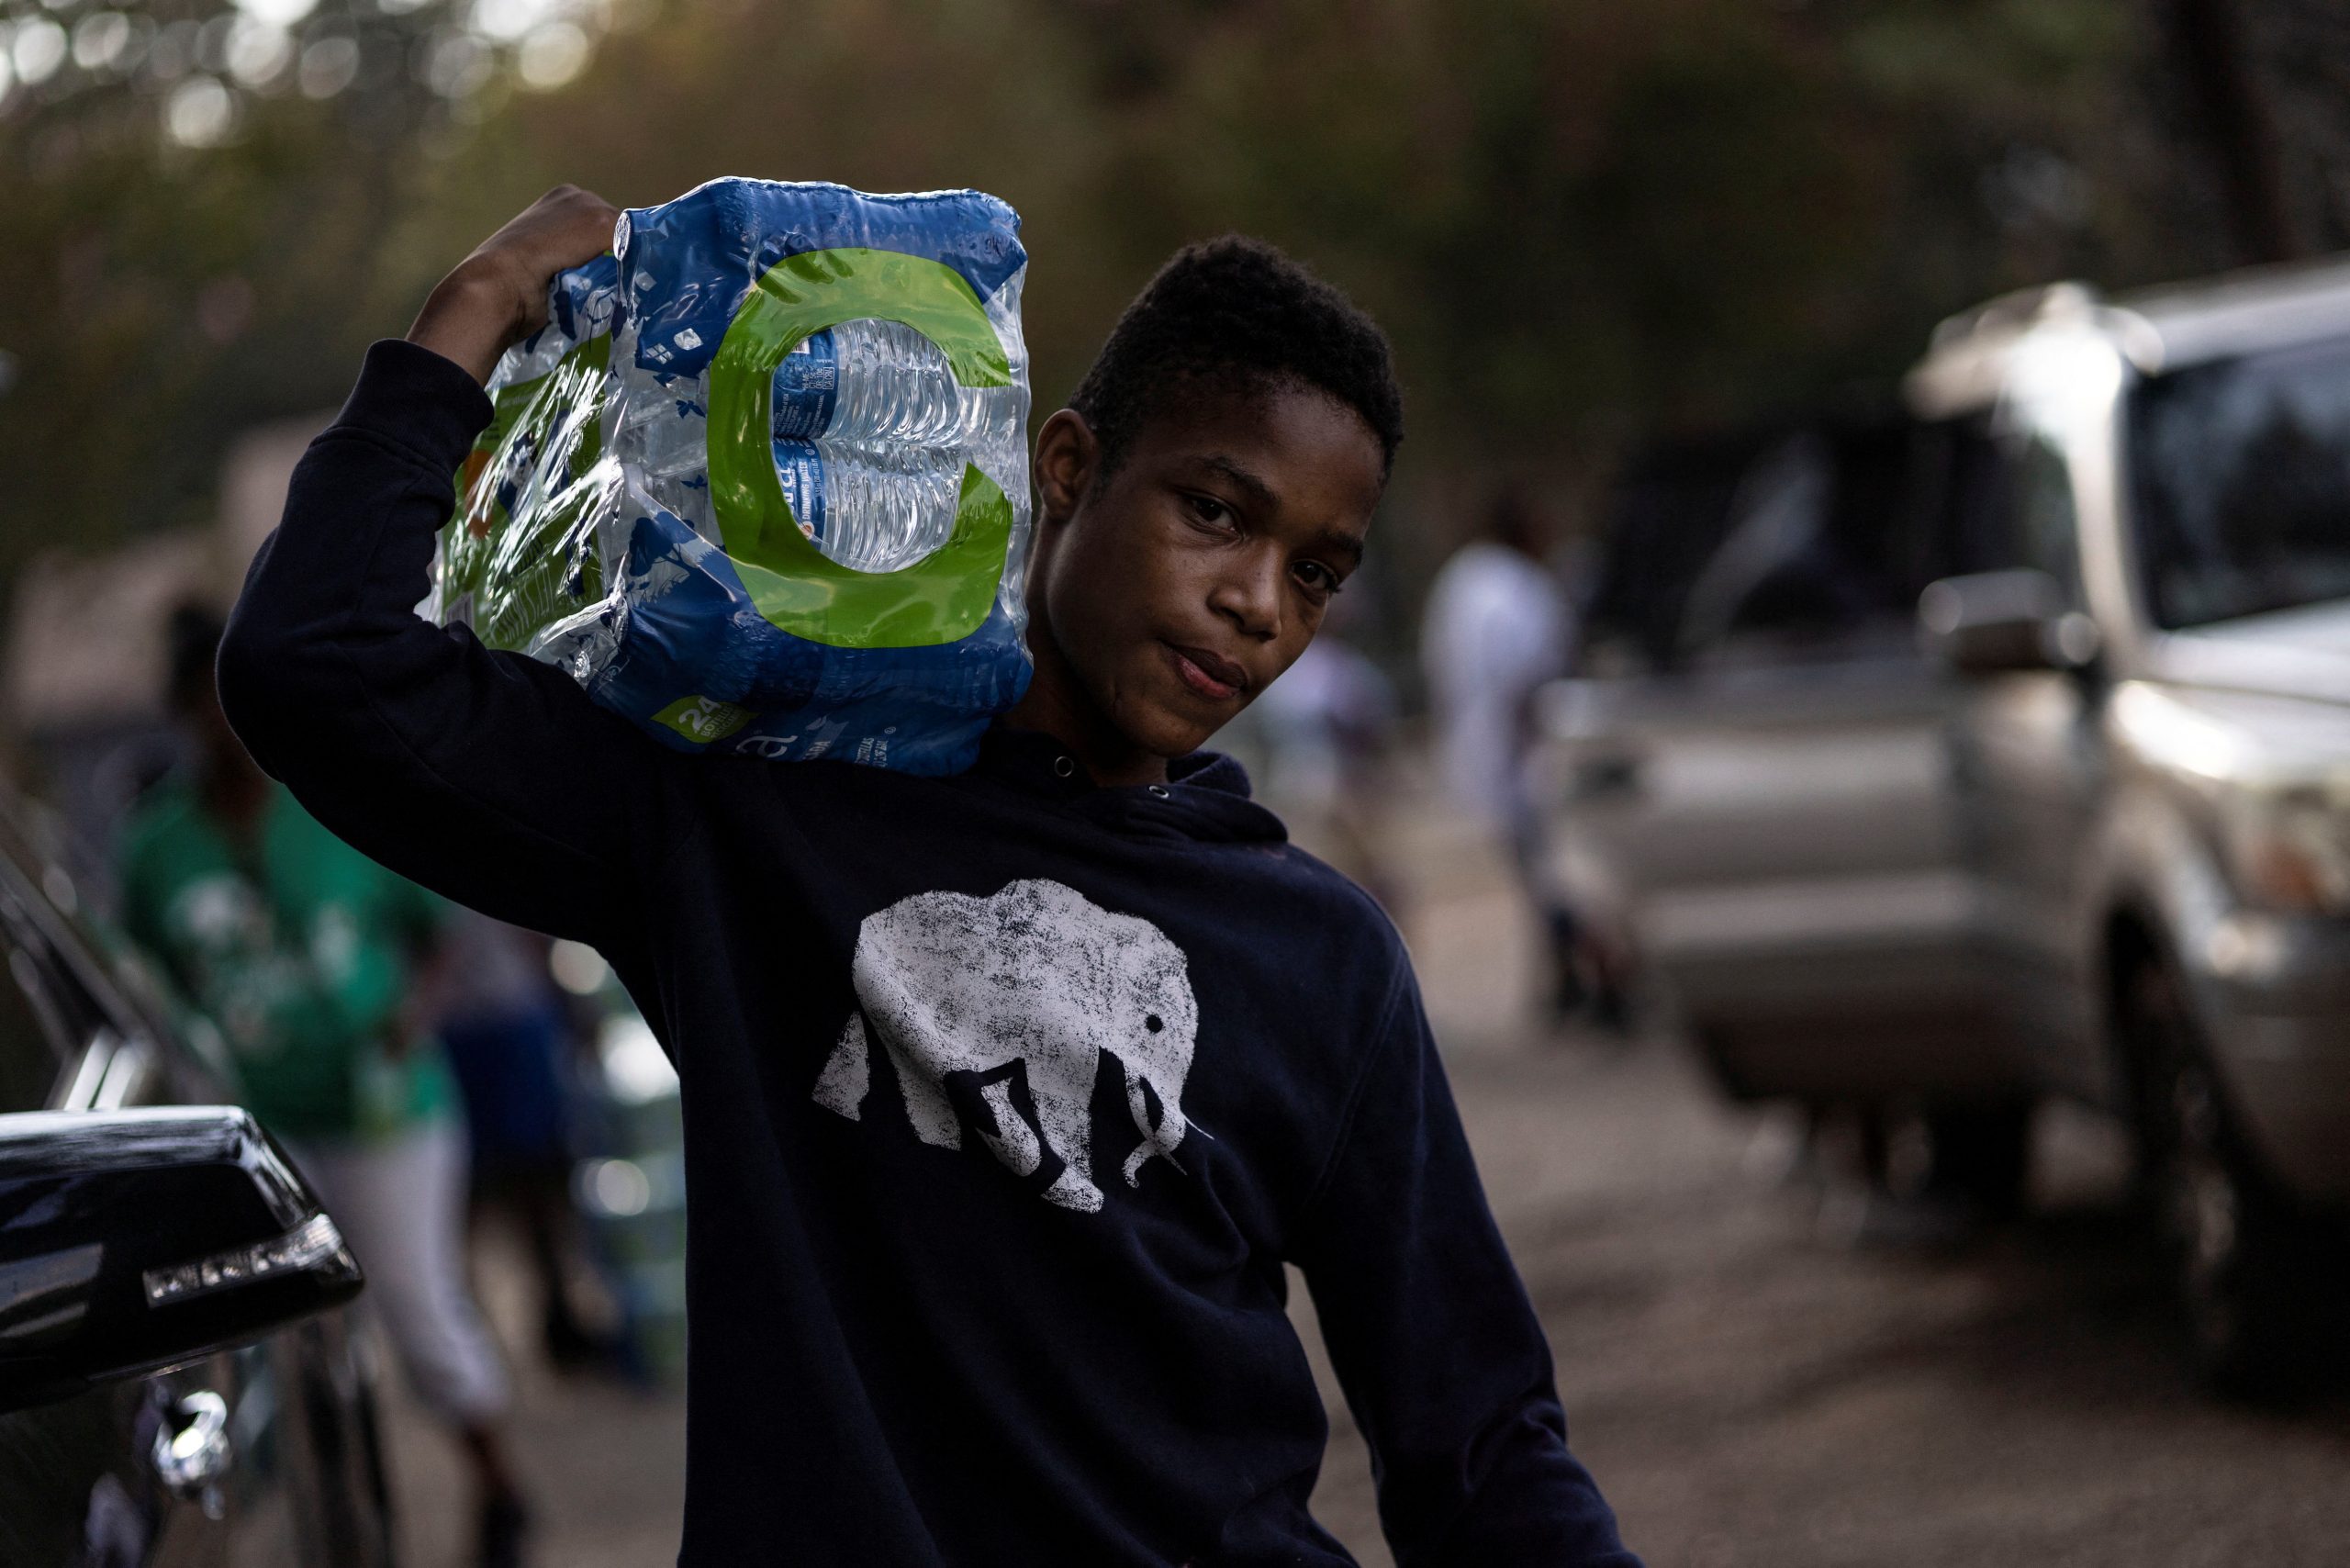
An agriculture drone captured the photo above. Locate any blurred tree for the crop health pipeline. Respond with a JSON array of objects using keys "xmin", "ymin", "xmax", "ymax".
[
  {"xmin": 2153, "ymin": 0, "xmax": 2350, "ymax": 262},
  {"xmin": 2165, "ymin": 0, "xmax": 2298, "ymax": 262},
  {"xmin": 4, "ymin": 0, "xmax": 2349, "ymax": 601},
  {"xmin": 0, "ymin": 0, "xmax": 621, "ymax": 574}
]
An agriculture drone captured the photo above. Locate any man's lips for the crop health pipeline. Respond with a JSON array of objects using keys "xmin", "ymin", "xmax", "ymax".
[{"xmin": 1164, "ymin": 642, "xmax": 1250, "ymax": 700}]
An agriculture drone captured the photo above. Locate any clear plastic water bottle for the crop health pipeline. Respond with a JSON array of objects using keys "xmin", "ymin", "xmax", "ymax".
[
  {"xmin": 776, "ymin": 320, "xmax": 994, "ymax": 448},
  {"xmin": 758, "ymin": 316, "xmax": 1024, "ymax": 568},
  {"xmin": 777, "ymin": 439, "xmax": 971, "ymax": 567}
]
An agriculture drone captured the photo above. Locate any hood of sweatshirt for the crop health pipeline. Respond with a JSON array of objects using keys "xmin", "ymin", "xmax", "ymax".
[{"xmin": 968, "ymin": 723, "xmax": 1288, "ymax": 847}]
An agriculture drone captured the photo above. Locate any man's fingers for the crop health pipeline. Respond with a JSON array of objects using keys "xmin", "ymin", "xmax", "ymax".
[
  {"xmin": 537, "ymin": 190, "xmax": 621, "ymax": 269},
  {"xmin": 480, "ymin": 187, "xmax": 620, "ymax": 320}
]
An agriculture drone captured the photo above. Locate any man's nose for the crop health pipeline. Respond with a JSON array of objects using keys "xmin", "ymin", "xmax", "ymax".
[{"xmin": 1208, "ymin": 551, "xmax": 1284, "ymax": 641}]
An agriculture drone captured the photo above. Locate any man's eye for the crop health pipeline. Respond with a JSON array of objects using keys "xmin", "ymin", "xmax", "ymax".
[
  {"xmin": 1186, "ymin": 494, "xmax": 1233, "ymax": 527},
  {"xmin": 1293, "ymin": 562, "xmax": 1345, "ymax": 597}
]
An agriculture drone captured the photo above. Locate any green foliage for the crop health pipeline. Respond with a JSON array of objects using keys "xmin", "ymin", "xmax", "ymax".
[
  {"xmin": 0, "ymin": 0, "xmax": 2295, "ymax": 586},
  {"xmin": 0, "ymin": 0, "xmax": 515, "ymax": 573}
]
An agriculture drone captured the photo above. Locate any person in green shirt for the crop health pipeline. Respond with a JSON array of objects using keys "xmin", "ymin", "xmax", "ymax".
[{"xmin": 118, "ymin": 604, "xmax": 532, "ymax": 1568}]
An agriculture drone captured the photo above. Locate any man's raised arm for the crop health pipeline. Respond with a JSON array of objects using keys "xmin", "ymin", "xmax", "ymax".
[{"xmin": 218, "ymin": 187, "xmax": 671, "ymax": 946}]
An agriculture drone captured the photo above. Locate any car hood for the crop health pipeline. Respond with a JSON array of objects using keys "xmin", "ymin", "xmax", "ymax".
[
  {"xmin": 2152, "ymin": 598, "xmax": 2350, "ymax": 709},
  {"xmin": 2110, "ymin": 683, "xmax": 2350, "ymax": 794}
]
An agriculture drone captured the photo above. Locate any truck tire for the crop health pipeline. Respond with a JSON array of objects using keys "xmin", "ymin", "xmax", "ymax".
[{"xmin": 2121, "ymin": 955, "xmax": 2338, "ymax": 1399}]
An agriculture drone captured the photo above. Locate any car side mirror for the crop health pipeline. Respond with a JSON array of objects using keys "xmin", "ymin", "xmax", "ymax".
[
  {"xmin": 1918, "ymin": 570, "xmax": 2100, "ymax": 675},
  {"xmin": 0, "ymin": 1107, "xmax": 361, "ymax": 1414}
]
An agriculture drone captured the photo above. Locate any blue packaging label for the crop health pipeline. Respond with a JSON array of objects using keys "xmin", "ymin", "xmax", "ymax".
[
  {"xmin": 772, "ymin": 439, "xmax": 828, "ymax": 544},
  {"xmin": 772, "ymin": 328, "xmax": 840, "ymax": 440}
]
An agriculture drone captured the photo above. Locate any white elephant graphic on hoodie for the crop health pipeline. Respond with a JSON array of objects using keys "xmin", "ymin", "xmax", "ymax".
[{"xmin": 811, "ymin": 879, "xmax": 1200, "ymax": 1213}]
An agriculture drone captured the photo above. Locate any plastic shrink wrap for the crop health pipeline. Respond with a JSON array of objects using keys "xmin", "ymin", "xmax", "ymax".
[{"xmin": 431, "ymin": 178, "xmax": 1033, "ymax": 774}]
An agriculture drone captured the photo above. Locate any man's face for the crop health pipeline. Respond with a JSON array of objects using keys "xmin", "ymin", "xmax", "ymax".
[{"xmin": 1027, "ymin": 383, "xmax": 1385, "ymax": 760}]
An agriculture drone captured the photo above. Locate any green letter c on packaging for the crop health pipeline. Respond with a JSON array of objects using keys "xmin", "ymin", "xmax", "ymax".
[{"xmin": 703, "ymin": 248, "xmax": 1015, "ymax": 648}]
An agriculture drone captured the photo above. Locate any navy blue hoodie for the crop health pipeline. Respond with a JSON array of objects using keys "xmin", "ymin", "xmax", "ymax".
[{"xmin": 218, "ymin": 340, "xmax": 1639, "ymax": 1568}]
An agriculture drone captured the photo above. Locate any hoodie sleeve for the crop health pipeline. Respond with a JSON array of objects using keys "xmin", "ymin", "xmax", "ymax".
[
  {"xmin": 1289, "ymin": 970, "xmax": 1640, "ymax": 1568},
  {"xmin": 217, "ymin": 339, "xmax": 672, "ymax": 948}
]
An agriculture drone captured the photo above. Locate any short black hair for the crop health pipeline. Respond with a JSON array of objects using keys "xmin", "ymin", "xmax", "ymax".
[{"xmin": 1068, "ymin": 235, "xmax": 1404, "ymax": 482}]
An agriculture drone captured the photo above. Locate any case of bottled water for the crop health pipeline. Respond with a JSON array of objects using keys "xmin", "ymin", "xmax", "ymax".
[{"xmin": 431, "ymin": 178, "xmax": 1033, "ymax": 775}]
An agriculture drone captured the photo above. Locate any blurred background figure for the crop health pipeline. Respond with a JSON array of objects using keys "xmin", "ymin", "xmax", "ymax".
[
  {"xmin": 435, "ymin": 909, "xmax": 613, "ymax": 1374},
  {"xmin": 1249, "ymin": 591, "xmax": 1405, "ymax": 915},
  {"xmin": 1422, "ymin": 492, "xmax": 1624, "ymax": 1029},
  {"xmin": 115, "ymin": 605, "xmax": 532, "ymax": 1568}
]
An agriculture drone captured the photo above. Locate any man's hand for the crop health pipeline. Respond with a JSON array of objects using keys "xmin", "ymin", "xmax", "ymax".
[{"xmin": 407, "ymin": 184, "xmax": 621, "ymax": 386}]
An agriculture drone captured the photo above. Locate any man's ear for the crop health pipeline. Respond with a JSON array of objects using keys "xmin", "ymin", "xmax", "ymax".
[{"xmin": 1032, "ymin": 409, "xmax": 1098, "ymax": 527}]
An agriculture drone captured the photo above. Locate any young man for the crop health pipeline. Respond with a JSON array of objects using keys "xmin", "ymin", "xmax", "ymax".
[
  {"xmin": 121, "ymin": 607, "xmax": 530, "ymax": 1568},
  {"xmin": 220, "ymin": 185, "xmax": 1639, "ymax": 1566}
]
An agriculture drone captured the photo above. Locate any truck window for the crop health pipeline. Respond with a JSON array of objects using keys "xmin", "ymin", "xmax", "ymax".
[
  {"xmin": 1912, "ymin": 416, "xmax": 2081, "ymax": 599},
  {"xmin": 2130, "ymin": 335, "xmax": 2350, "ymax": 628},
  {"xmin": 1586, "ymin": 415, "xmax": 1921, "ymax": 671}
]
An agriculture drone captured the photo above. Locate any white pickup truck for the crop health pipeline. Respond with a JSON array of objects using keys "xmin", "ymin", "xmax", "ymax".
[{"xmin": 1552, "ymin": 258, "xmax": 2350, "ymax": 1393}]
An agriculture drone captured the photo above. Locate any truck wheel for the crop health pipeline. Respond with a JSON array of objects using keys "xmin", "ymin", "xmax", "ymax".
[
  {"xmin": 1923, "ymin": 1101, "xmax": 2033, "ymax": 1220},
  {"xmin": 2122, "ymin": 957, "xmax": 2333, "ymax": 1399}
]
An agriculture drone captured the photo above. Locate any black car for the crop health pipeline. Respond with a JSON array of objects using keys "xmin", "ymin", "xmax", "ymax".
[{"xmin": 0, "ymin": 790, "xmax": 397, "ymax": 1566}]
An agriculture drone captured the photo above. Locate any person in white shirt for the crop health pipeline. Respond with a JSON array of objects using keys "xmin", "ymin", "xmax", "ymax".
[{"xmin": 1421, "ymin": 491, "xmax": 1617, "ymax": 1025}]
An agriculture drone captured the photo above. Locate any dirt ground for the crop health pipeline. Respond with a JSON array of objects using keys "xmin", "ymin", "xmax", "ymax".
[
  {"xmin": 380, "ymin": 810, "xmax": 2350, "ymax": 1568},
  {"xmin": 1305, "ymin": 1043, "xmax": 2350, "ymax": 1568}
]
